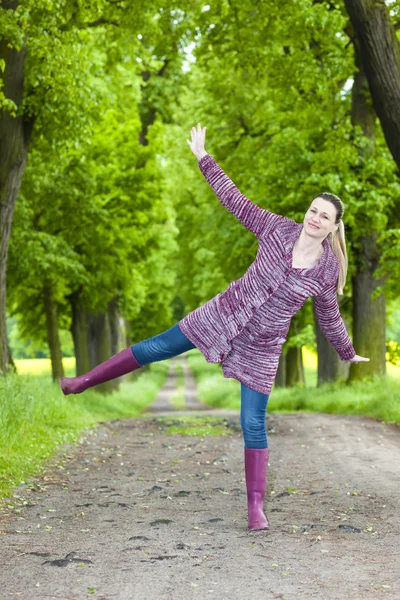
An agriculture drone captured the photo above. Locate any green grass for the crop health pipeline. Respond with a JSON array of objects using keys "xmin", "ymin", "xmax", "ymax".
[
  {"xmin": 0, "ymin": 361, "xmax": 169, "ymax": 500},
  {"xmin": 155, "ymin": 415, "xmax": 235, "ymax": 436},
  {"xmin": 185, "ymin": 348, "xmax": 400, "ymax": 424}
]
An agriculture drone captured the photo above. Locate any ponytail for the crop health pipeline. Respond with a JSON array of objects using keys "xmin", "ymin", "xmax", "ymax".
[{"xmin": 329, "ymin": 220, "xmax": 347, "ymax": 295}]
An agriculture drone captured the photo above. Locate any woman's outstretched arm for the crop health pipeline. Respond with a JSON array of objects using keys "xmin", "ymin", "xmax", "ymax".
[
  {"xmin": 187, "ymin": 123, "xmax": 284, "ymax": 239},
  {"xmin": 314, "ymin": 275, "xmax": 370, "ymax": 363},
  {"xmin": 314, "ymin": 280, "xmax": 357, "ymax": 361}
]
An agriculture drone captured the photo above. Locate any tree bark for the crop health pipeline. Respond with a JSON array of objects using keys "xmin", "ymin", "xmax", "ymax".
[
  {"xmin": 87, "ymin": 310, "xmax": 117, "ymax": 394},
  {"xmin": 70, "ymin": 291, "xmax": 90, "ymax": 377},
  {"xmin": 285, "ymin": 346, "xmax": 305, "ymax": 387},
  {"xmin": 70, "ymin": 291, "xmax": 124, "ymax": 393},
  {"xmin": 349, "ymin": 231, "xmax": 387, "ymax": 381},
  {"xmin": 123, "ymin": 317, "xmax": 146, "ymax": 381},
  {"xmin": 276, "ymin": 318, "xmax": 306, "ymax": 387},
  {"xmin": 0, "ymin": 2, "xmax": 34, "ymax": 373},
  {"xmin": 43, "ymin": 280, "xmax": 65, "ymax": 381},
  {"xmin": 343, "ymin": 0, "xmax": 400, "ymax": 172},
  {"xmin": 108, "ymin": 293, "xmax": 121, "ymax": 357},
  {"xmin": 274, "ymin": 353, "xmax": 287, "ymax": 388},
  {"xmin": 312, "ymin": 297, "xmax": 350, "ymax": 385},
  {"xmin": 348, "ymin": 34, "xmax": 387, "ymax": 381},
  {"xmin": 7, "ymin": 343, "xmax": 17, "ymax": 373}
]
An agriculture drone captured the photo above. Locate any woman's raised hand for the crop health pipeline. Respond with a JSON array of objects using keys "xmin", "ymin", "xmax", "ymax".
[{"xmin": 186, "ymin": 123, "xmax": 208, "ymax": 161}]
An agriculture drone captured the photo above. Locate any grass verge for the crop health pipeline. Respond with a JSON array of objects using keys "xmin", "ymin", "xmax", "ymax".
[
  {"xmin": 155, "ymin": 415, "xmax": 236, "ymax": 436},
  {"xmin": 0, "ymin": 361, "xmax": 169, "ymax": 500},
  {"xmin": 185, "ymin": 348, "xmax": 400, "ymax": 425}
]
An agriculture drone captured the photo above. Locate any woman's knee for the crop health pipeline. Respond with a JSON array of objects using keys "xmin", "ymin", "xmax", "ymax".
[
  {"xmin": 131, "ymin": 334, "xmax": 171, "ymax": 365},
  {"xmin": 241, "ymin": 413, "xmax": 265, "ymax": 436},
  {"xmin": 241, "ymin": 418, "xmax": 268, "ymax": 448},
  {"xmin": 131, "ymin": 324, "xmax": 195, "ymax": 365}
]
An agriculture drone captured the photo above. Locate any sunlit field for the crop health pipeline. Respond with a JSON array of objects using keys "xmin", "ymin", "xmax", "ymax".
[
  {"xmin": 302, "ymin": 347, "xmax": 400, "ymax": 385},
  {"xmin": 14, "ymin": 349, "xmax": 400, "ymax": 383},
  {"xmin": 15, "ymin": 357, "xmax": 76, "ymax": 377}
]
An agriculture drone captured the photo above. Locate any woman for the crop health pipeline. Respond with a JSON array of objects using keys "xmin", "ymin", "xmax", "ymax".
[{"xmin": 60, "ymin": 123, "xmax": 370, "ymax": 531}]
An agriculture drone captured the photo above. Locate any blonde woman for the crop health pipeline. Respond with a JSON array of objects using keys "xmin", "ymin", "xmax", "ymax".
[{"xmin": 60, "ymin": 123, "xmax": 369, "ymax": 531}]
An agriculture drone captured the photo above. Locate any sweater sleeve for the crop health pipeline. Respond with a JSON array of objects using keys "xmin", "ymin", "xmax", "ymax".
[
  {"xmin": 198, "ymin": 154, "xmax": 284, "ymax": 239},
  {"xmin": 314, "ymin": 272, "xmax": 356, "ymax": 361}
]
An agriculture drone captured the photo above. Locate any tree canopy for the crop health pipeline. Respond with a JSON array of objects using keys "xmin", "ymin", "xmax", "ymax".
[{"xmin": 2, "ymin": 0, "xmax": 400, "ymax": 385}]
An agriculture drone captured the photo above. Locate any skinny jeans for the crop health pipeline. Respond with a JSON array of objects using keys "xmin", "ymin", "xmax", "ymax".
[{"xmin": 131, "ymin": 323, "xmax": 269, "ymax": 449}]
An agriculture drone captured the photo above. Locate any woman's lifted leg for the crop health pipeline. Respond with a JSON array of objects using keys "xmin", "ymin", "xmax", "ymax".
[{"xmin": 59, "ymin": 323, "xmax": 195, "ymax": 395}]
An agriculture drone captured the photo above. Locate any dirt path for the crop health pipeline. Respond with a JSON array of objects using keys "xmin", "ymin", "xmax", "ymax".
[{"xmin": 1, "ymin": 355, "xmax": 399, "ymax": 599}]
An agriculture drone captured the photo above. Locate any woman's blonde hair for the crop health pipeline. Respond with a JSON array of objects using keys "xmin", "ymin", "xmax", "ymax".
[{"xmin": 313, "ymin": 192, "xmax": 347, "ymax": 295}]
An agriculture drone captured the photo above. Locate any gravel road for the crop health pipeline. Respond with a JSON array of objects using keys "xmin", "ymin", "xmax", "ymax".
[{"xmin": 1, "ymin": 355, "xmax": 399, "ymax": 599}]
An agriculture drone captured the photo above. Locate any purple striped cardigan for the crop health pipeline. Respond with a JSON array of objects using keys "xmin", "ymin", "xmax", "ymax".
[{"xmin": 178, "ymin": 154, "xmax": 356, "ymax": 395}]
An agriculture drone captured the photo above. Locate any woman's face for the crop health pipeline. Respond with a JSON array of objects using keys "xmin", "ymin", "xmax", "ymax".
[{"xmin": 303, "ymin": 197, "xmax": 339, "ymax": 239}]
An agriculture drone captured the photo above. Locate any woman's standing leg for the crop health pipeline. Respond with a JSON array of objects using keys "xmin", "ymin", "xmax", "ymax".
[
  {"xmin": 240, "ymin": 382, "xmax": 270, "ymax": 530},
  {"xmin": 59, "ymin": 324, "xmax": 196, "ymax": 395}
]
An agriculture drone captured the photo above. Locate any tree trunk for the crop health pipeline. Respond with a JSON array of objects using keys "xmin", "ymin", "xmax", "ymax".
[
  {"xmin": 348, "ymin": 34, "xmax": 387, "ymax": 381},
  {"xmin": 43, "ymin": 280, "xmax": 64, "ymax": 381},
  {"xmin": 70, "ymin": 291, "xmax": 123, "ymax": 393},
  {"xmin": 349, "ymin": 232, "xmax": 387, "ymax": 381},
  {"xmin": 283, "ymin": 317, "xmax": 306, "ymax": 387},
  {"xmin": 343, "ymin": 0, "xmax": 400, "ymax": 173},
  {"xmin": 123, "ymin": 317, "xmax": 146, "ymax": 381},
  {"xmin": 7, "ymin": 344, "xmax": 17, "ymax": 373},
  {"xmin": 70, "ymin": 291, "xmax": 90, "ymax": 377},
  {"xmin": 274, "ymin": 353, "xmax": 287, "ymax": 388},
  {"xmin": 108, "ymin": 293, "xmax": 121, "ymax": 356},
  {"xmin": 87, "ymin": 310, "xmax": 117, "ymax": 394},
  {"xmin": 312, "ymin": 298, "xmax": 350, "ymax": 385},
  {"xmin": 0, "ymin": 3, "xmax": 34, "ymax": 373},
  {"xmin": 285, "ymin": 346, "xmax": 305, "ymax": 387}
]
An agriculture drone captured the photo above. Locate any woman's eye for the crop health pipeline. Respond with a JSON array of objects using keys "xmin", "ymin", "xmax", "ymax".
[{"xmin": 310, "ymin": 209, "xmax": 328, "ymax": 219}]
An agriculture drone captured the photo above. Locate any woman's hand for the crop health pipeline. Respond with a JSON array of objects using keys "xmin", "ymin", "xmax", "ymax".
[
  {"xmin": 186, "ymin": 123, "xmax": 208, "ymax": 160},
  {"xmin": 348, "ymin": 354, "xmax": 370, "ymax": 363}
]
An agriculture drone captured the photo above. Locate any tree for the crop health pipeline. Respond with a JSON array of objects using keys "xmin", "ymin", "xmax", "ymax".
[
  {"xmin": 343, "ymin": 0, "xmax": 400, "ymax": 172},
  {"xmin": 1, "ymin": 0, "xmax": 192, "ymax": 379},
  {"xmin": 168, "ymin": 0, "xmax": 400, "ymax": 386}
]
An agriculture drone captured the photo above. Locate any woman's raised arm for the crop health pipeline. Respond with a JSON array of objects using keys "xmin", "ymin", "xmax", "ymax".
[{"xmin": 187, "ymin": 123, "xmax": 284, "ymax": 240}]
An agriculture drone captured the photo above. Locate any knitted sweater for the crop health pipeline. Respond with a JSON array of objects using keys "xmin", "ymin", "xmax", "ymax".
[{"xmin": 178, "ymin": 154, "xmax": 356, "ymax": 395}]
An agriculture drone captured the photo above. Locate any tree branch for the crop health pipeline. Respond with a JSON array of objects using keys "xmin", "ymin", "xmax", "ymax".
[{"xmin": 86, "ymin": 17, "xmax": 120, "ymax": 28}]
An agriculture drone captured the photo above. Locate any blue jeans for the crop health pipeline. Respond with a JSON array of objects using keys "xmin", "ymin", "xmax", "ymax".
[{"xmin": 131, "ymin": 323, "xmax": 269, "ymax": 449}]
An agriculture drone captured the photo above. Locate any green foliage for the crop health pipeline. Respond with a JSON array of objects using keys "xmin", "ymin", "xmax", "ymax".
[
  {"xmin": 386, "ymin": 341, "xmax": 400, "ymax": 367},
  {"xmin": 3, "ymin": 0, "xmax": 400, "ymax": 370},
  {"xmin": 8, "ymin": 32, "xmax": 180, "ymax": 348},
  {"xmin": 387, "ymin": 298, "xmax": 400, "ymax": 342},
  {"xmin": 7, "ymin": 315, "xmax": 74, "ymax": 358},
  {"xmin": 163, "ymin": 0, "xmax": 400, "ymax": 350}
]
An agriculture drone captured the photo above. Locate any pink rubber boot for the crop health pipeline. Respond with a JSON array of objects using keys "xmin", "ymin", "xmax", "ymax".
[
  {"xmin": 244, "ymin": 447, "xmax": 269, "ymax": 530},
  {"xmin": 59, "ymin": 348, "xmax": 141, "ymax": 395}
]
